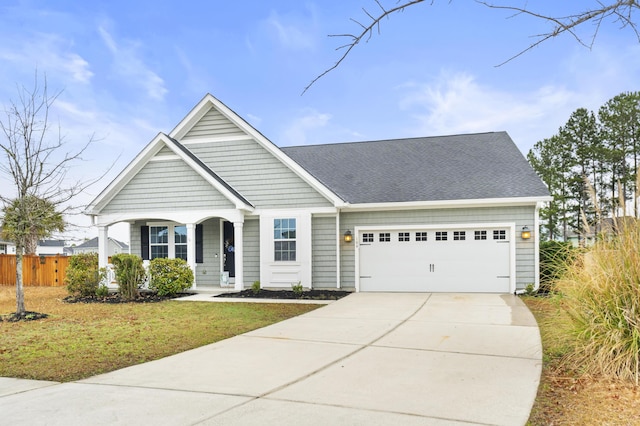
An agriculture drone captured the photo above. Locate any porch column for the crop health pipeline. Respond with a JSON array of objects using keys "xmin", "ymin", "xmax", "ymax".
[
  {"xmin": 186, "ymin": 223, "xmax": 197, "ymax": 289},
  {"xmin": 98, "ymin": 226, "xmax": 109, "ymax": 269},
  {"xmin": 233, "ymin": 221, "xmax": 244, "ymax": 290}
]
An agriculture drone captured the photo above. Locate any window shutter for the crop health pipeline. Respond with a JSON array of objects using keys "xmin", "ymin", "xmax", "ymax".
[
  {"xmin": 196, "ymin": 224, "xmax": 203, "ymax": 264},
  {"xmin": 141, "ymin": 226, "xmax": 149, "ymax": 260}
]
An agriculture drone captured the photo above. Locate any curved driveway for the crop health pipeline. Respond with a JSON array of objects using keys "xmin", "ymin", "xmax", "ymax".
[{"xmin": 0, "ymin": 292, "xmax": 542, "ymax": 425}]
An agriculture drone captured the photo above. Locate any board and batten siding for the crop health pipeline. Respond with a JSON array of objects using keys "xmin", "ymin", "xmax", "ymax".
[
  {"xmin": 242, "ymin": 218, "xmax": 260, "ymax": 285},
  {"xmin": 182, "ymin": 107, "xmax": 246, "ymax": 140},
  {"xmin": 101, "ymin": 158, "xmax": 235, "ymax": 214},
  {"xmin": 339, "ymin": 206, "xmax": 536, "ymax": 291},
  {"xmin": 312, "ymin": 215, "xmax": 337, "ymax": 288},
  {"xmin": 183, "ymin": 138, "xmax": 332, "ymax": 209}
]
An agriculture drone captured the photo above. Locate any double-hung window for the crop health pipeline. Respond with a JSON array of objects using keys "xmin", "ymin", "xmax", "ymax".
[
  {"xmin": 149, "ymin": 224, "xmax": 188, "ymax": 260},
  {"xmin": 150, "ymin": 226, "xmax": 169, "ymax": 259},
  {"xmin": 274, "ymin": 218, "xmax": 296, "ymax": 261},
  {"xmin": 174, "ymin": 225, "xmax": 187, "ymax": 260}
]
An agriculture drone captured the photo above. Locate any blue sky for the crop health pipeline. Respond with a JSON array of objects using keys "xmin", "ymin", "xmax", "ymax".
[{"xmin": 1, "ymin": 1, "xmax": 639, "ymax": 242}]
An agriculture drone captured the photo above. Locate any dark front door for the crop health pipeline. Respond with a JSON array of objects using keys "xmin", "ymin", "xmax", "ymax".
[{"xmin": 223, "ymin": 221, "xmax": 235, "ymax": 278}]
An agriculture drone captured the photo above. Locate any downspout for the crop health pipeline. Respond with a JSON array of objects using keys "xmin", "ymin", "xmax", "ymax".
[{"xmin": 336, "ymin": 210, "xmax": 341, "ymax": 289}]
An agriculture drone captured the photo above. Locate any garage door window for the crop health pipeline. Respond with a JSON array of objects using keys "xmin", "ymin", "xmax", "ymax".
[
  {"xmin": 436, "ymin": 231, "xmax": 447, "ymax": 241},
  {"xmin": 416, "ymin": 232, "xmax": 428, "ymax": 241},
  {"xmin": 379, "ymin": 233, "xmax": 391, "ymax": 242},
  {"xmin": 362, "ymin": 233, "xmax": 374, "ymax": 243},
  {"xmin": 274, "ymin": 218, "xmax": 296, "ymax": 261},
  {"xmin": 493, "ymin": 230, "xmax": 506, "ymax": 240},
  {"xmin": 453, "ymin": 231, "xmax": 466, "ymax": 241},
  {"xmin": 475, "ymin": 230, "xmax": 487, "ymax": 240},
  {"xmin": 399, "ymin": 232, "xmax": 410, "ymax": 242}
]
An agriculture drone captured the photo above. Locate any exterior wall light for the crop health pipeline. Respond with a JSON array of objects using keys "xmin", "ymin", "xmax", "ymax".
[
  {"xmin": 521, "ymin": 226, "xmax": 531, "ymax": 240},
  {"xmin": 344, "ymin": 230, "xmax": 353, "ymax": 243}
]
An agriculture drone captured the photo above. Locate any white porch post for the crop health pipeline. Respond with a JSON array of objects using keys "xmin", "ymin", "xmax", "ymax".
[
  {"xmin": 233, "ymin": 221, "xmax": 244, "ymax": 290},
  {"xmin": 186, "ymin": 223, "xmax": 197, "ymax": 289},
  {"xmin": 98, "ymin": 226, "xmax": 109, "ymax": 269}
]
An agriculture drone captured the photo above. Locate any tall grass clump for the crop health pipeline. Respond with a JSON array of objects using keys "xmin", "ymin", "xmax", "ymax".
[
  {"xmin": 556, "ymin": 219, "xmax": 640, "ymax": 384},
  {"xmin": 539, "ymin": 240, "xmax": 575, "ymax": 294},
  {"xmin": 111, "ymin": 254, "xmax": 146, "ymax": 301}
]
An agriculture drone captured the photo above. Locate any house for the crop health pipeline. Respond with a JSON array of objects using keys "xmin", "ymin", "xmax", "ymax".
[
  {"xmin": 0, "ymin": 239, "xmax": 16, "ymax": 255},
  {"xmin": 73, "ymin": 237, "xmax": 129, "ymax": 256},
  {"xmin": 86, "ymin": 94, "xmax": 551, "ymax": 293},
  {"xmin": 36, "ymin": 240, "xmax": 66, "ymax": 256}
]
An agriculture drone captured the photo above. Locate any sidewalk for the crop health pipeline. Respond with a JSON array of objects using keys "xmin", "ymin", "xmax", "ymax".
[{"xmin": 0, "ymin": 292, "xmax": 542, "ymax": 425}]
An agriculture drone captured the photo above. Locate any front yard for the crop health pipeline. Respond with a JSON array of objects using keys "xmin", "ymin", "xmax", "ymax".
[{"xmin": 0, "ymin": 286, "xmax": 319, "ymax": 382}]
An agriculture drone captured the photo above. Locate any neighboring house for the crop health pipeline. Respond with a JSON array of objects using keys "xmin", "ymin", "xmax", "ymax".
[
  {"xmin": 36, "ymin": 240, "xmax": 66, "ymax": 256},
  {"xmin": 0, "ymin": 240, "xmax": 16, "ymax": 255},
  {"xmin": 73, "ymin": 237, "xmax": 129, "ymax": 256},
  {"xmin": 86, "ymin": 94, "xmax": 551, "ymax": 293}
]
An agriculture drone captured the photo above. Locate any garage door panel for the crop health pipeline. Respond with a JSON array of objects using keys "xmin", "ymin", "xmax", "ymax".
[{"xmin": 358, "ymin": 227, "xmax": 511, "ymax": 293}]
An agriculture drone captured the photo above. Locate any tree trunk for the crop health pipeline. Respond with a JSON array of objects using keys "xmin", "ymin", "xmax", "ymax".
[{"xmin": 16, "ymin": 250, "xmax": 25, "ymax": 314}]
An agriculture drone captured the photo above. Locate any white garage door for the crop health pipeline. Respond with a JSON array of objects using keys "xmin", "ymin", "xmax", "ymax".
[{"xmin": 358, "ymin": 227, "xmax": 512, "ymax": 293}]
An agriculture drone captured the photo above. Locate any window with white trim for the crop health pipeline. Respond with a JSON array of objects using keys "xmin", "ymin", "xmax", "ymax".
[
  {"xmin": 174, "ymin": 225, "xmax": 187, "ymax": 260},
  {"xmin": 415, "ymin": 232, "xmax": 428, "ymax": 241},
  {"xmin": 398, "ymin": 232, "xmax": 410, "ymax": 242},
  {"xmin": 474, "ymin": 230, "xmax": 487, "ymax": 240},
  {"xmin": 274, "ymin": 218, "xmax": 296, "ymax": 261},
  {"xmin": 150, "ymin": 226, "xmax": 169, "ymax": 259},
  {"xmin": 435, "ymin": 231, "xmax": 448, "ymax": 241},
  {"xmin": 379, "ymin": 233, "xmax": 391, "ymax": 242},
  {"xmin": 362, "ymin": 233, "xmax": 374, "ymax": 243}
]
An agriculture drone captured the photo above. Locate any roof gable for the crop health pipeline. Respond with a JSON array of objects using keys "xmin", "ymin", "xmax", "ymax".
[
  {"xmin": 87, "ymin": 133, "xmax": 253, "ymax": 214},
  {"xmin": 283, "ymin": 132, "xmax": 550, "ymax": 204}
]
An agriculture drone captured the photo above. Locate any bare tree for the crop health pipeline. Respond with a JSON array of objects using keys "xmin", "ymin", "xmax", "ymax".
[
  {"xmin": 0, "ymin": 73, "xmax": 101, "ymax": 318},
  {"xmin": 303, "ymin": 0, "xmax": 640, "ymax": 93}
]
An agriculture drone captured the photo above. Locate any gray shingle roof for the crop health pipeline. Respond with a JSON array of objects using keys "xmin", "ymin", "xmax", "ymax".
[{"xmin": 282, "ymin": 132, "xmax": 549, "ymax": 204}]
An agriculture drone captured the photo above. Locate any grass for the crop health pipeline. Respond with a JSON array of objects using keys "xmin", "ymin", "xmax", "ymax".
[
  {"xmin": 524, "ymin": 296, "xmax": 640, "ymax": 425},
  {"xmin": 0, "ymin": 286, "xmax": 320, "ymax": 382}
]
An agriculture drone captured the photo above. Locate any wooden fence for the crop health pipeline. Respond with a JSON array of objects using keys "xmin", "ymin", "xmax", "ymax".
[{"xmin": 0, "ymin": 254, "xmax": 69, "ymax": 287}]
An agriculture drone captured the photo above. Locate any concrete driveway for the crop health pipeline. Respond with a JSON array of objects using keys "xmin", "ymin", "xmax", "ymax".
[{"xmin": 0, "ymin": 293, "xmax": 542, "ymax": 425}]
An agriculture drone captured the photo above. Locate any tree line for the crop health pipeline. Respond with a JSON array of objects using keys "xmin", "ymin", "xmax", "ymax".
[{"xmin": 528, "ymin": 92, "xmax": 640, "ymax": 241}]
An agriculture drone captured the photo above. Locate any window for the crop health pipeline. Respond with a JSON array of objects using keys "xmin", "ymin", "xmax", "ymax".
[
  {"xmin": 362, "ymin": 233, "xmax": 374, "ymax": 243},
  {"xmin": 150, "ymin": 226, "xmax": 168, "ymax": 259},
  {"xmin": 475, "ymin": 230, "xmax": 487, "ymax": 240},
  {"xmin": 398, "ymin": 232, "xmax": 410, "ymax": 242},
  {"xmin": 379, "ymin": 233, "xmax": 391, "ymax": 242},
  {"xmin": 274, "ymin": 218, "xmax": 296, "ymax": 261},
  {"xmin": 435, "ymin": 231, "xmax": 447, "ymax": 241},
  {"xmin": 493, "ymin": 230, "xmax": 506, "ymax": 240},
  {"xmin": 174, "ymin": 225, "xmax": 187, "ymax": 260},
  {"xmin": 415, "ymin": 232, "xmax": 428, "ymax": 241},
  {"xmin": 453, "ymin": 231, "xmax": 466, "ymax": 241}
]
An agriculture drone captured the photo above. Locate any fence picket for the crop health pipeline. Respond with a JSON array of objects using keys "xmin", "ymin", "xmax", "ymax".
[{"xmin": 0, "ymin": 254, "xmax": 69, "ymax": 287}]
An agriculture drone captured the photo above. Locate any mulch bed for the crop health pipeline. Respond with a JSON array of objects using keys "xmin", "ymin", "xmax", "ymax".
[
  {"xmin": 63, "ymin": 291, "xmax": 191, "ymax": 304},
  {"xmin": 0, "ymin": 311, "xmax": 49, "ymax": 322},
  {"xmin": 215, "ymin": 289, "xmax": 352, "ymax": 300}
]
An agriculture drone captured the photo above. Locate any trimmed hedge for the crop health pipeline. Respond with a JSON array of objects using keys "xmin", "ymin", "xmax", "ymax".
[{"xmin": 149, "ymin": 258, "xmax": 194, "ymax": 296}]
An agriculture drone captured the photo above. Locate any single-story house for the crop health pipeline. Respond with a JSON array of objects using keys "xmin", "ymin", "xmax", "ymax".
[
  {"xmin": 36, "ymin": 240, "xmax": 67, "ymax": 256},
  {"xmin": 86, "ymin": 94, "xmax": 551, "ymax": 293},
  {"xmin": 73, "ymin": 237, "xmax": 129, "ymax": 256}
]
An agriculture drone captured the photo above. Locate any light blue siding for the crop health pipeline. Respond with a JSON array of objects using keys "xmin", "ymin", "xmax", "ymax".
[
  {"xmin": 182, "ymin": 107, "xmax": 246, "ymax": 139},
  {"xmin": 312, "ymin": 215, "xmax": 337, "ymax": 289}
]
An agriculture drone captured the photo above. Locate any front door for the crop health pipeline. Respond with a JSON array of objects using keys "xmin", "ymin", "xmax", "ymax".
[{"xmin": 223, "ymin": 221, "xmax": 235, "ymax": 278}]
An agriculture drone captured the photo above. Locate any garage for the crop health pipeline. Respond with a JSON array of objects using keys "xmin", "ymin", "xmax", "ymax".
[{"xmin": 357, "ymin": 225, "xmax": 514, "ymax": 293}]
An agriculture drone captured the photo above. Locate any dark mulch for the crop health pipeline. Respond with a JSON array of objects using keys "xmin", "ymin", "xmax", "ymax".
[
  {"xmin": 215, "ymin": 289, "xmax": 352, "ymax": 300},
  {"xmin": 64, "ymin": 291, "xmax": 191, "ymax": 304},
  {"xmin": 0, "ymin": 311, "xmax": 49, "ymax": 322}
]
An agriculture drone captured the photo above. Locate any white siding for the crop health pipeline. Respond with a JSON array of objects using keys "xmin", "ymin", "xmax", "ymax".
[
  {"xmin": 102, "ymin": 159, "xmax": 235, "ymax": 214},
  {"xmin": 339, "ymin": 206, "xmax": 536, "ymax": 291}
]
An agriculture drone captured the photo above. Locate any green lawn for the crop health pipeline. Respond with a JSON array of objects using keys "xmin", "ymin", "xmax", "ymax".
[{"xmin": 0, "ymin": 286, "xmax": 320, "ymax": 382}]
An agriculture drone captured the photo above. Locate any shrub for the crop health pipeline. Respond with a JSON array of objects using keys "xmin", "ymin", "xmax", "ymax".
[
  {"xmin": 111, "ymin": 254, "xmax": 146, "ymax": 301},
  {"xmin": 65, "ymin": 253, "xmax": 104, "ymax": 297},
  {"xmin": 149, "ymin": 258, "xmax": 194, "ymax": 296},
  {"xmin": 539, "ymin": 240, "xmax": 575, "ymax": 293},
  {"xmin": 291, "ymin": 282, "xmax": 303, "ymax": 298},
  {"xmin": 251, "ymin": 281, "xmax": 261, "ymax": 295},
  {"xmin": 556, "ymin": 220, "xmax": 640, "ymax": 384}
]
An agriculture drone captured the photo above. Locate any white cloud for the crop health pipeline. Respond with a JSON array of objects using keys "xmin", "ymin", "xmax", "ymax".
[
  {"xmin": 97, "ymin": 25, "xmax": 168, "ymax": 101},
  {"xmin": 282, "ymin": 109, "xmax": 332, "ymax": 146},
  {"xmin": 265, "ymin": 11, "xmax": 316, "ymax": 51},
  {"xmin": 398, "ymin": 71, "xmax": 576, "ymax": 152}
]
